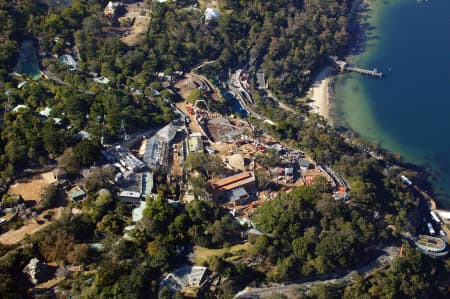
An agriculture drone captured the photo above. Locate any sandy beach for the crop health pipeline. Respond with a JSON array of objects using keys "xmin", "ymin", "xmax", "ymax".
[{"xmin": 308, "ymin": 66, "xmax": 334, "ymax": 119}]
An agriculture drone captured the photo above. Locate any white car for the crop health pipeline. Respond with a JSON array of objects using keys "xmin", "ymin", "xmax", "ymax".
[{"xmin": 0, "ymin": 218, "xmax": 6, "ymax": 225}]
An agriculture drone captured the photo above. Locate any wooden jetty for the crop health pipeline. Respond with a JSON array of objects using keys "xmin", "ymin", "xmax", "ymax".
[
  {"xmin": 345, "ymin": 66, "xmax": 383, "ymax": 77},
  {"xmin": 329, "ymin": 56, "xmax": 383, "ymax": 78}
]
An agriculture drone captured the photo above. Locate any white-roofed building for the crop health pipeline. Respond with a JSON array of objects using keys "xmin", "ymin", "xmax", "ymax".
[
  {"xmin": 205, "ymin": 8, "xmax": 219, "ymax": 23},
  {"xmin": 12, "ymin": 104, "xmax": 29, "ymax": 112},
  {"xmin": 93, "ymin": 76, "xmax": 110, "ymax": 84},
  {"xmin": 156, "ymin": 122, "xmax": 177, "ymax": 142},
  {"xmin": 77, "ymin": 130, "xmax": 92, "ymax": 140},
  {"xmin": 39, "ymin": 107, "xmax": 52, "ymax": 117}
]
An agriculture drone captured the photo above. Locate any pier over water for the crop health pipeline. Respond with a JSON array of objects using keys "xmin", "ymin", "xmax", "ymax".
[{"xmin": 330, "ymin": 56, "xmax": 383, "ymax": 78}]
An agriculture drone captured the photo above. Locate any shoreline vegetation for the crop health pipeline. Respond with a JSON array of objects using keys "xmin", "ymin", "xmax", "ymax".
[
  {"xmin": 307, "ymin": 0, "xmax": 369, "ymax": 121},
  {"xmin": 306, "ymin": 0, "xmax": 444, "ymax": 209}
]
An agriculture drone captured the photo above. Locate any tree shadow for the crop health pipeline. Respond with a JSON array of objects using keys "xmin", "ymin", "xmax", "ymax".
[{"xmin": 348, "ymin": 4, "xmax": 382, "ymax": 56}]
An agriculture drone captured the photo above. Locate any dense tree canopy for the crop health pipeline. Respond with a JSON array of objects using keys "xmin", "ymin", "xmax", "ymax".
[
  {"xmin": 253, "ymin": 185, "xmax": 387, "ymax": 280},
  {"xmin": 0, "ymin": 0, "xmax": 445, "ymax": 298}
]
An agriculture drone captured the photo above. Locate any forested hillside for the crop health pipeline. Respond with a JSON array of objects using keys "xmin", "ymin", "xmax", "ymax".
[{"xmin": 0, "ymin": 1, "xmax": 448, "ymax": 298}]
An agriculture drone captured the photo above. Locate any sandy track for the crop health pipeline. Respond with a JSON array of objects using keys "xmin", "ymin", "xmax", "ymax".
[{"xmin": 0, "ymin": 207, "xmax": 63, "ymax": 245}]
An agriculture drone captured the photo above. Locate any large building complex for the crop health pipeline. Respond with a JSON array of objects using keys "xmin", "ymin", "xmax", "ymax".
[
  {"xmin": 210, "ymin": 171, "xmax": 256, "ymax": 205},
  {"xmin": 143, "ymin": 123, "xmax": 177, "ymax": 171}
]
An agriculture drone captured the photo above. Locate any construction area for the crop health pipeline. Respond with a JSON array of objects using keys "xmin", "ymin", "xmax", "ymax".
[
  {"xmin": 175, "ymin": 72, "xmax": 222, "ymax": 102},
  {"xmin": 142, "ymin": 123, "xmax": 178, "ymax": 171},
  {"xmin": 203, "ymin": 116, "xmax": 247, "ymax": 143},
  {"xmin": 119, "ymin": 2, "xmax": 151, "ymax": 46},
  {"xmin": 173, "ymin": 72, "xmax": 340, "ymax": 214},
  {"xmin": 102, "ymin": 1, "xmax": 151, "ymax": 46},
  {"xmin": 171, "ymin": 141, "xmax": 185, "ymax": 177}
]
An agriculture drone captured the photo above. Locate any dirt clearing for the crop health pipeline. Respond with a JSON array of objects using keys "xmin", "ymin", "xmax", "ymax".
[
  {"xmin": 121, "ymin": 3, "xmax": 151, "ymax": 46},
  {"xmin": 7, "ymin": 170, "xmax": 56, "ymax": 202}
]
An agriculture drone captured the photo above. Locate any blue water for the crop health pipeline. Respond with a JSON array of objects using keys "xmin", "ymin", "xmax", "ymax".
[
  {"xmin": 335, "ymin": 0, "xmax": 450, "ymax": 206},
  {"xmin": 223, "ymin": 91, "xmax": 248, "ymax": 117},
  {"xmin": 14, "ymin": 40, "xmax": 41, "ymax": 80}
]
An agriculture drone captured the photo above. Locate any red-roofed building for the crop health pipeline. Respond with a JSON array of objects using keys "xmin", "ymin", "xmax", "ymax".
[
  {"xmin": 334, "ymin": 186, "xmax": 349, "ymax": 200},
  {"xmin": 209, "ymin": 171, "xmax": 256, "ymax": 204}
]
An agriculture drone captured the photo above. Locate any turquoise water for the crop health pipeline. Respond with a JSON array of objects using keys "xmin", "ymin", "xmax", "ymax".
[
  {"xmin": 335, "ymin": 0, "xmax": 450, "ymax": 206},
  {"xmin": 14, "ymin": 40, "xmax": 41, "ymax": 80}
]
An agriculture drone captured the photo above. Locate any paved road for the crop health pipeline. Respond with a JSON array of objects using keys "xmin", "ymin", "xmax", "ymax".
[{"xmin": 234, "ymin": 246, "xmax": 399, "ymax": 298}]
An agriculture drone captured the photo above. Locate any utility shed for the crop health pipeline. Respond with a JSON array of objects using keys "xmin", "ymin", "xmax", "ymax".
[
  {"xmin": 285, "ymin": 167, "xmax": 294, "ymax": 176},
  {"xmin": 68, "ymin": 186, "xmax": 86, "ymax": 201}
]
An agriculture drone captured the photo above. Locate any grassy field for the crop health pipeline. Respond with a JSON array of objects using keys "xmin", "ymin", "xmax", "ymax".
[{"xmin": 193, "ymin": 242, "xmax": 252, "ymax": 265}]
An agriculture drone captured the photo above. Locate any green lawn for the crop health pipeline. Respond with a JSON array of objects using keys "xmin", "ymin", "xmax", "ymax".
[{"xmin": 193, "ymin": 242, "xmax": 252, "ymax": 265}]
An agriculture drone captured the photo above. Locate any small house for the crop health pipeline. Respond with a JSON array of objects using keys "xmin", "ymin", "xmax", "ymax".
[
  {"xmin": 59, "ymin": 54, "xmax": 77, "ymax": 68},
  {"xmin": 93, "ymin": 76, "xmax": 110, "ymax": 84},
  {"xmin": 160, "ymin": 266, "xmax": 207, "ymax": 294},
  {"xmin": 23, "ymin": 258, "xmax": 50, "ymax": 285},
  {"xmin": 76, "ymin": 130, "xmax": 91, "ymax": 140},
  {"xmin": 68, "ymin": 186, "xmax": 86, "ymax": 201}
]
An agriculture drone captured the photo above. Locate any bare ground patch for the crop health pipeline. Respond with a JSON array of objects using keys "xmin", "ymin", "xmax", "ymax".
[
  {"xmin": 0, "ymin": 207, "xmax": 63, "ymax": 245},
  {"xmin": 121, "ymin": 3, "xmax": 151, "ymax": 46},
  {"xmin": 7, "ymin": 170, "xmax": 56, "ymax": 202}
]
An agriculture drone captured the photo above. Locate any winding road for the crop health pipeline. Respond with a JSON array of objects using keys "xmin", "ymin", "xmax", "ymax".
[{"xmin": 234, "ymin": 246, "xmax": 399, "ymax": 298}]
